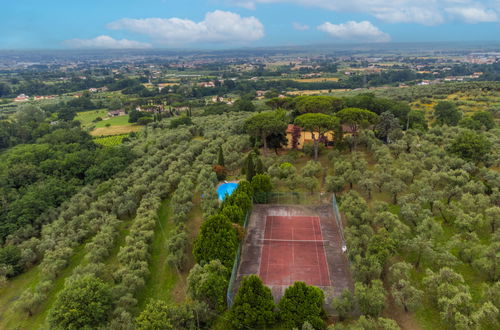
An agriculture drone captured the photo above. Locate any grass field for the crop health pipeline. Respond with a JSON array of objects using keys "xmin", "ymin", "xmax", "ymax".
[
  {"xmin": 75, "ymin": 109, "xmax": 108, "ymax": 127},
  {"xmin": 410, "ymin": 89, "xmax": 500, "ymax": 121},
  {"xmin": 136, "ymin": 199, "xmax": 179, "ymax": 312},
  {"xmin": 0, "ymin": 245, "xmax": 87, "ymax": 329},
  {"xmin": 76, "ymin": 110, "xmax": 143, "ymax": 136},
  {"xmin": 288, "ymin": 89, "xmax": 345, "ymax": 96},
  {"xmin": 94, "ymin": 115, "xmax": 132, "ymax": 128},
  {"xmin": 293, "ymin": 77, "xmax": 340, "ymax": 83},
  {"xmin": 91, "ymin": 125, "xmax": 141, "ymax": 137}
]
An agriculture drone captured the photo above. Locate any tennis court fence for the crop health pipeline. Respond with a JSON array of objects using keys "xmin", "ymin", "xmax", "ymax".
[
  {"xmin": 226, "ymin": 192, "xmax": 348, "ymax": 307},
  {"xmin": 226, "ymin": 206, "xmax": 251, "ymax": 307}
]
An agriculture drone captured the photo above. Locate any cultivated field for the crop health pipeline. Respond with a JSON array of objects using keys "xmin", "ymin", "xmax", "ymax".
[
  {"xmin": 294, "ymin": 77, "xmax": 340, "ymax": 83},
  {"xmin": 90, "ymin": 125, "xmax": 141, "ymax": 137}
]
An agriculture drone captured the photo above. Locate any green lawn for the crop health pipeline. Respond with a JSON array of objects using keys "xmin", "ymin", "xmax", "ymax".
[
  {"xmin": 0, "ymin": 266, "xmax": 41, "ymax": 328},
  {"xmin": 101, "ymin": 218, "xmax": 134, "ymax": 283},
  {"xmin": 135, "ymin": 199, "xmax": 179, "ymax": 313},
  {"xmin": 95, "ymin": 115, "xmax": 133, "ymax": 128},
  {"xmin": 75, "ymin": 109, "xmax": 108, "ymax": 127}
]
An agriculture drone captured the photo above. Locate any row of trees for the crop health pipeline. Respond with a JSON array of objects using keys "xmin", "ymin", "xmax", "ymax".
[
  {"xmin": 229, "ymin": 276, "xmax": 325, "ymax": 329},
  {"xmin": 0, "ymin": 115, "xmax": 196, "ymax": 322},
  {"xmin": 12, "ymin": 128, "xmax": 194, "ymax": 322},
  {"xmin": 43, "ymin": 112, "xmax": 258, "ymax": 328}
]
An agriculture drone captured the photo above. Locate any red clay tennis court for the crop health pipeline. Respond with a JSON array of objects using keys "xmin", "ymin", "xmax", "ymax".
[{"xmin": 259, "ymin": 215, "xmax": 331, "ymax": 287}]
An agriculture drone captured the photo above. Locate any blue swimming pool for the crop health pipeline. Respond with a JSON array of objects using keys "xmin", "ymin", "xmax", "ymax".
[{"xmin": 217, "ymin": 182, "xmax": 238, "ymax": 201}]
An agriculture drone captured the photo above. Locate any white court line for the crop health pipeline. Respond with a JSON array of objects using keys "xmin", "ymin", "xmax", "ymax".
[
  {"xmin": 317, "ymin": 217, "xmax": 332, "ymax": 286},
  {"xmin": 311, "ymin": 217, "xmax": 323, "ymax": 285}
]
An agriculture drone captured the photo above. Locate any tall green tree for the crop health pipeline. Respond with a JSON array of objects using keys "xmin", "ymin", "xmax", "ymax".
[
  {"xmin": 48, "ymin": 276, "xmax": 112, "ymax": 329},
  {"xmin": 187, "ymin": 260, "xmax": 230, "ymax": 313},
  {"xmin": 245, "ymin": 153, "xmax": 256, "ymax": 181},
  {"xmin": 193, "ymin": 214, "xmax": 239, "ymax": 268},
  {"xmin": 434, "ymin": 101, "xmax": 461, "ymax": 126},
  {"xmin": 278, "ymin": 282, "xmax": 325, "ymax": 329},
  {"xmin": 217, "ymin": 145, "xmax": 225, "ymax": 167},
  {"xmin": 294, "ymin": 113, "xmax": 339, "ymax": 160},
  {"xmin": 295, "ymin": 96, "xmax": 344, "ymax": 114},
  {"xmin": 375, "ymin": 111, "xmax": 401, "ymax": 143},
  {"xmin": 471, "ymin": 111, "xmax": 495, "ymax": 130},
  {"xmin": 336, "ymin": 107, "xmax": 378, "ymax": 137},
  {"xmin": 245, "ymin": 110, "xmax": 287, "ymax": 154},
  {"xmin": 251, "ymin": 174, "xmax": 272, "ymax": 204},
  {"xmin": 354, "ymin": 280, "xmax": 387, "ymax": 317},
  {"xmin": 229, "ymin": 275, "xmax": 276, "ymax": 329},
  {"xmin": 448, "ymin": 130, "xmax": 492, "ymax": 163}
]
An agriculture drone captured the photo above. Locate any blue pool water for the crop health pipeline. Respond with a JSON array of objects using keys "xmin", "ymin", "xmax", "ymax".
[{"xmin": 217, "ymin": 182, "xmax": 238, "ymax": 201}]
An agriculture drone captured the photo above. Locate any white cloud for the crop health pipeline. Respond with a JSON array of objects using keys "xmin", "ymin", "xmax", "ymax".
[
  {"xmin": 318, "ymin": 21, "xmax": 391, "ymax": 42},
  {"xmin": 229, "ymin": 0, "xmax": 499, "ymax": 25},
  {"xmin": 107, "ymin": 10, "xmax": 264, "ymax": 45},
  {"xmin": 446, "ymin": 6, "xmax": 498, "ymax": 22},
  {"xmin": 229, "ymin": 0, "xmax": 257, "ymax": 9},
  {"xmin": 293, "ymin": 22, "xmax": 310, "ymax": 30},
  {"xmin": 64, "ymin": 35, "xmax": 151, "ymax": 49}
]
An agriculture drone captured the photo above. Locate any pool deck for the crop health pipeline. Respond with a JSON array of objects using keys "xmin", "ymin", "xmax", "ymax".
[{"xmin": 215, "ymin": 180, "xmax": 240, "ymax": 190}]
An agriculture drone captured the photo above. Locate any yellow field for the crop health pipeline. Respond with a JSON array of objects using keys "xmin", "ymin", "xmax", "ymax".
[
  {"xmin": 288, "ymin": 89, "xmax": 350, "ymax": 95},
  {"xmin": 143, "ymin": 82, "xmax": 179, "ymax": 88},
  {"xmin": 294, "ymin": 77, "xmax": 340, "ymax": 83},
  {"xmin": 90, "ymin": 125, "xmax": 142, "ymax": 136}
]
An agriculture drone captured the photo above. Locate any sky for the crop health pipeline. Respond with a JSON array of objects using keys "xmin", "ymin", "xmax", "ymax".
[{"xmin": 1, "ymin": 0, "xmax": 499, "ymax": 49}]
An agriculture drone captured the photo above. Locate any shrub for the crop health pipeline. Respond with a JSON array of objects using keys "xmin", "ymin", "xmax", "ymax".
[
  {"xmin": 137, "ymin": 117, "xmax": 153, "ymax": 125},
  {"xmin": 278, "ymin": 162, "xmax": 296, "ymax": 179},
  {"xmin": 169, "ymin": 116, "xmax": 192, "ymax": 129},
  {"xmin": 136, "ymin": 300, "xmax": 174, "ymax": 330},
  {"xmin": 303, "ymin": 142, "xmax": 325, "ymax": 158},
  {"xmin": 225, "ymin": 191, "xmax": 252, "ymax": 215},
  {"xmin": 332, "ymin": 289, "xmax": 355, "ymax": 321},
  {"xmin": 302, "ymin": 160, "xmax": 322, "ymax": 178},
  {"xmin": 136, "ymin": 300, "xmax": 208, "ymax": 330},
  {"xmin": 212, "ymin": 165, "xmax": 227, "ymax": 181}
]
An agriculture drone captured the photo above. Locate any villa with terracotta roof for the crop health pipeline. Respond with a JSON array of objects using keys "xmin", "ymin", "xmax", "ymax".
[{"xmin": 285, "ymin": 124, "xmax": 356, "ymax": 149}]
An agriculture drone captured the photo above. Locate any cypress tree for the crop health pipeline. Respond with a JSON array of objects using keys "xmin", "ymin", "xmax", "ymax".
[
  {"xmin": 217, "ymin": 146, "xmax": 225, "ymax": 167},
  {"xmin": 246, "ymin": 154, "xmax": 255, "ymax": 181},
  {"xmin": 229, "ymin": 275, "xmax": 276, "ymax": 329},
  {"xmin": 254, "ymin": 155, "xmax": 264, "ymax": 174}
]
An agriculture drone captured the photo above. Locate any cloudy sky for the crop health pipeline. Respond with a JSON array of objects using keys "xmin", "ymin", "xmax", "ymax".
[{"xmin": 1, "ymin": 0, "xmax": 499, "ymax": 49}]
